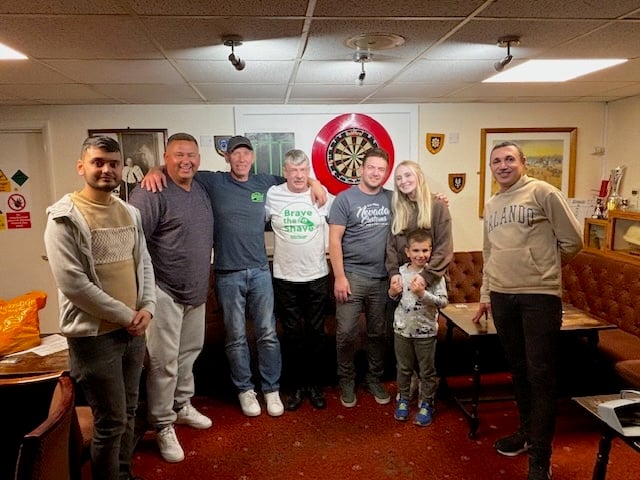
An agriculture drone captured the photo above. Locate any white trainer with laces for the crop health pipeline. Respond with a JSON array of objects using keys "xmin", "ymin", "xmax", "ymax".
[
  {"xmin": 175, "ymin": 403, "xmax": 212, "ymax": 429},
  {"xmin": 238, "ymin": 389, "xmax": 262, "ymax": 417},
  {"xmin": 156, "ymin": 425, "xmax": 184, "ymax": 463},
  {"xmin": 264, "ymin": 391, "xmax": 284, "ymax": 417}
]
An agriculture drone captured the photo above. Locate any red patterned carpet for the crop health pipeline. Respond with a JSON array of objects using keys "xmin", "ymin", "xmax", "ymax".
[{"xmin": 132, "ymin": 379, "xmax": 640, "ymax": 480}]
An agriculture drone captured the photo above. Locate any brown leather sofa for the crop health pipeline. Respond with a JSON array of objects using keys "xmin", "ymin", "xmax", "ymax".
[
  {"xmin": 444, "ymin": 250, "xmax": 640, "ymax": 389},
  {"xmin": 561, "ymin": 250, "xmax": 640, "ymax": 388},
  {"xmin": 195, "ymin": 250, "xmax": 640, "ymax": 394}
]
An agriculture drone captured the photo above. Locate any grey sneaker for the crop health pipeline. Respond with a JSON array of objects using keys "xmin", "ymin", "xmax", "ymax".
[
  {"xmin": 368, "ymin": 380, "xmax": 391, "ymax": 405},
  {"xmin": 156, "ymin": 425, "xmax": 184, "ymax": 463},
  {"xmin": 340, "ymin": 380, "xmax": 357, "ymax": 407},
  {"xmin": 494, "ymin": 430, "xmax": 530, "ymax": 457}
]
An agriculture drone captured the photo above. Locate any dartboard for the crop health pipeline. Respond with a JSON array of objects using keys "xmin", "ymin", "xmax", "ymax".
[
  {"xmin": 327, "ymin": 127, "xmax": 377, "ymax": 184},
  {"xmin": 312, "ymin": 113, "xmax": 395, "ymax": 195}
]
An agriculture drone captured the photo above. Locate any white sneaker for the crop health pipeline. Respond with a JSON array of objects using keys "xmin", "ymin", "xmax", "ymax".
[
  {"xmin": 156, "ymin": 425, "xmax": 184, "ymax": 463},
  {"xmin": 264, "ymin": 391, "xmax": 284, "ymax": 417},
  {"xmin": 175, "ymin": 403, "xmax": 212, "ymax": 429},
  {"xmin": 238, "ymin": 389, "xmax": 261, "ymax": 417}
]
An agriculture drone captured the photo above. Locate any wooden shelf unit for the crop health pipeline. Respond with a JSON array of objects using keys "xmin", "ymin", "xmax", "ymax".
[{"xmin": 583, "ymin": 209, "xmax": 640, "ymax": 265}]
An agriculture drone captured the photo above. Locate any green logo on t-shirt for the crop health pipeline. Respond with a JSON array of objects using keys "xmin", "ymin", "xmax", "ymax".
[{"xmin": 251, "ymin": 192, "xmax": 264, "ymax": 202}]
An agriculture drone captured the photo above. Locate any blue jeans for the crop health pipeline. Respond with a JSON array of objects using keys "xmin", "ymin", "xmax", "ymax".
[
  {"xmin": 215, "ymin": 266, "xmax": 282, "ymax": 393},
  {"xmin": 335, "ymin": 272, "xmax": 388, "ymax": 385},
  {"xmin": 490, "ymin": 292, "xmax": 562, "ymax": 462},
  {"xmin": 68, "ymin": 329, "xmax": 145, "ymax": 480}
]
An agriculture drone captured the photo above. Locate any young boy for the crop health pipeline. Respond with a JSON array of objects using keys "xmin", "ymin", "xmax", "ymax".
[{"xmin": 388, "ymin": 228, "xmax": 448, "ymax": 426}]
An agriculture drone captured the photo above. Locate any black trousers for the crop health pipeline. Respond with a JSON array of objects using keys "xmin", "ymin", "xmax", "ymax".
[
  {"xmin": 274, "ymin": 275, "xmax": 329, "ymax": 388},
  {"xmin": 490, "ymin": 292, "xmax": 562, "ymax": 461}
]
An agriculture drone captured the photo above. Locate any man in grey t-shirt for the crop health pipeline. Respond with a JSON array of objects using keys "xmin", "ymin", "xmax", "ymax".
[
  {"xmin": 130, "ymin": 133, "xmax": 213, "ymax": 463},
  {"xmin": 328, "ymin": 148, "xmax": 393, "ymax": 408}
]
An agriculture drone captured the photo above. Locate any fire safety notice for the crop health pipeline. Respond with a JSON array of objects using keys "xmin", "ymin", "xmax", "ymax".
[{"xmin": 6, "ymin": 212, "xmax": 31, "ymax": 229}]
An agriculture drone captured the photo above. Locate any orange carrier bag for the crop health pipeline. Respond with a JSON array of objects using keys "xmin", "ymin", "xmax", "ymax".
[{"xmin": 0, "ymin": 291, "xmax": 47, "ymax": 356}]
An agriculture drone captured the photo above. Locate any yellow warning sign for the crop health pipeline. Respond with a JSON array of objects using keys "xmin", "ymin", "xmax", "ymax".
[
  {"xmin": 0, "ymin": 170, "xmax": 10, "ymax": 192},
  {"xmin": 0, "ymin": 213, "xmax": 5, "ymax": 230}
]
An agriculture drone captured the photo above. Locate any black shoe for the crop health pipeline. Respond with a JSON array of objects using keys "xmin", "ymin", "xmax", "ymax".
[
  {"xmin": 308, "ymin": 386, "xmax": 326, "ymax": 409},
  {"xmin": 528, "ymin": 456, "xmax": 552, "ymax": 480},
  {"xmin": 494, "ymin": 430, "xmax": 530, "ymax": 457},
  {"xmin": 285, "ymin": 389, "xmax": 305, "ymax": 411}
]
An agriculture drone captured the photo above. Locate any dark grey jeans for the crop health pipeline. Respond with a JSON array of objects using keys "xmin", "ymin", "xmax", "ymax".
[
  {"xmin": 335, "ymin": 272, "xmax": 388, "ymax": 385},
  {"xmin": 68, "ymin": 328, "xmax": 145, "ymax": 480},
  {"xmin": 394, "ymin": 333, "xmax": 437, "ymax": 403},
  {"xmin": 490, "ymin": 292, "xmax": 562, "ymax": 462}
]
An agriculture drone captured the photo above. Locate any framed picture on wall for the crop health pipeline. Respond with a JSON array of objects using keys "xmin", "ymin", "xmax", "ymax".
[
  {"xmin": 87, "ymin": 128, "xmax": 168, "ymax": 201},
  {"xmin": 479, "ymin": 127, "xmax": 577, "ymax": 217}
]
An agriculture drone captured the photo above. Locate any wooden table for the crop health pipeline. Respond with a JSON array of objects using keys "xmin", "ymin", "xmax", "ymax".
[
  {"xmin": 0, "ymin": 346, "xmax": 69, "ymax": 382},
  {"xmin": 573, "ymin": 393, "xmax": 640, "ymax": 480},
  {"xmin": 440, "ymin": 302, "xmax": 617, "ymax": 439}
]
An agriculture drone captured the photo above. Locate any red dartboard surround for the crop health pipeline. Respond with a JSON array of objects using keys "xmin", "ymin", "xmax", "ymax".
[{"xmin": 311, "ymin": 113, "xmax": 395, "ymax": 195}]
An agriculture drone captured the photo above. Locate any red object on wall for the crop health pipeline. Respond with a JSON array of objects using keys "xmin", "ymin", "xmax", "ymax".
[{"xmin": 311, "ymin": 113, "xmax": 395, "ymax": 195}]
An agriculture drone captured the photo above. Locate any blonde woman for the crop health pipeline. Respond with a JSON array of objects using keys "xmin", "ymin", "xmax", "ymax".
[
  {"xmin": 386, "ymin": 160, "xmax": 453, "ymax": 287},
  {"xmin": 385, "ymin": 161, "xmax": 453, "ymax": 415}
]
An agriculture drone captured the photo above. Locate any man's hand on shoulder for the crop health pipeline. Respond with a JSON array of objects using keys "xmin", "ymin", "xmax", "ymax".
[
  {"xmin": 434, "ymin": 191, "xmax": 449, "ymax": 206},
  {"xmin": 309, "ymin": 178, "xmax": 328, "ymax": 207},
  {"xmin": 140, "ymin": 166, "xmax": 167, "ymax": 192}
]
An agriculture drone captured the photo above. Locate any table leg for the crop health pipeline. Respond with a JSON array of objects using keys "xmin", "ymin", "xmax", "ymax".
[
  {"xmin": 592, "ymin": 428, "xmax": 613, "ymax": 480},
  {"xmin": 439, "ymin": 316, "xmax": 455, "ymax": 394},
  {"xmin": 468, "ymin": 340, "xmax": 481, "ymax": 439}
]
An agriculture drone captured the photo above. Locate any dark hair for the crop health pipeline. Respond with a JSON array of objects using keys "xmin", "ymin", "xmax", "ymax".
[
  {"xmin": 406, "ymin": 228, "xmax": 432, "ymax": 246},
  {"xmin": 362, "ymin": 147, "xmax": 389, "ymax": 166},
  {"xmin": 490, "ymin": 141, "xmax": 525, "ymax": 160},
  {"xmin": 81, "ymin": 136, "xmax": 120, "ymax": 156},
  {"xmin": 167, "ymin": 132, "xmax": 198, "ymax": 146}
]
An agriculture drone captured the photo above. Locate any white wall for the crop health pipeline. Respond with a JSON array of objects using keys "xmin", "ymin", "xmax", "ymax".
[
  {"xmin": 0, "ymin": 104, "xmax": 236, "ymax": 202},
  {"xmin": 417, "ymin": 103, "xmax": 606, "ymax": 251},
  {"xmin": 605, "ymin": 96, "xmax": 640, "ymax": 208}
]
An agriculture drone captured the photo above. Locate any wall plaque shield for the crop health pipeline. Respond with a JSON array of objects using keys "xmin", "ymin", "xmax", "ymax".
[
  {"xmin": 426, "ymin": 133, "xmax": 445, "ymax": 154},
  {"xmin": 214, "ymin": 135, "xmax": 232, "ymax": 156},
  {"xmin": 448, "ymin": 173, "xmax": 466, "ymax": 193}
]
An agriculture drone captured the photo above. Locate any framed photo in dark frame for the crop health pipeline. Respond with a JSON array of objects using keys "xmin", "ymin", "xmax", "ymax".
[{"xmin": 87, "ymin": 128, "xmax": 168, "ymax": 201}]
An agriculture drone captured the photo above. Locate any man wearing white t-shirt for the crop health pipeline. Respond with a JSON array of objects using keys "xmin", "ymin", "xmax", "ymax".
[{"xmin": 265, "ymin": 149, "xmax": 333, "ymax": 411}]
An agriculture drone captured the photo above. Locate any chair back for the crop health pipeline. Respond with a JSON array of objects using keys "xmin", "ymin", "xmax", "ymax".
[{"xmin": 14, "ymin": 374, "xmax": 74, "ymax": 480}]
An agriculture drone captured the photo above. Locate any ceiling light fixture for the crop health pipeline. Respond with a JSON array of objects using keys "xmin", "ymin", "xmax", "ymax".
[
  {"xmin": 0, "ymin": 42, "xmax": 27, "ymax": 60},
  {"xmin": 354, "ymin": 50, "xmax": 372, "ymax": 86},
  {"xmin": 485, "ymin": 58, "xmax": 628, "ymax": 83},
  {"xmin": 494, "ymin": 35, "xmax": 520, "ymax": 72},
  {"xmin": 223, "ymin": 36, "xmax": 245, "ymax": 71}
]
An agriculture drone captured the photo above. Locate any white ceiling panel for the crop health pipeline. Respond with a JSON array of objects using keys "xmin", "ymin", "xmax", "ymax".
[{"xmin": 0, "ymin": 0, "xmax": 638, "ymax": 105}]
